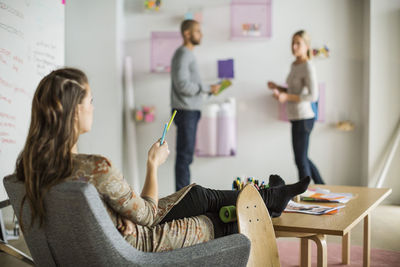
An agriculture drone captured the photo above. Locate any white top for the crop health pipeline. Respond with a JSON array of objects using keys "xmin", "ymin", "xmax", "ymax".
[{"xmin": 285, "ymin": 61, "xmax": 319, "ymax": 121}]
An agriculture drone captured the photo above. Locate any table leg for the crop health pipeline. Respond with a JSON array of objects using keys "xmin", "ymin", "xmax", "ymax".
[
  {"xmin": 363, "ymin": 214, "xmax": 370, "ymax": 267},
  {"xmin": 342, "ymin": 232, "xmax": 351, "ymax": 264},
  {"xmin": 308, "ymin": 234, "xmax": 327, "ymax": 267},
  {"xmin": 300, "ymin": 238, "xmax": 311, "ymax": 267}
]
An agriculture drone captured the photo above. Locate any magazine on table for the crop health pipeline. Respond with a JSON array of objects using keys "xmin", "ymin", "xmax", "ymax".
[
  {"xmin": 300, "ymin": 187, "xmax": 353, "ymax": 203},
  {"xmin": 284, "ymin": 200, "xmax": 345, "ymax": 215}
]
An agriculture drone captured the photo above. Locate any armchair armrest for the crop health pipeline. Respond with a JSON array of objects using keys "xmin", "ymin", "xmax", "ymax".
[{"xmin": 126, "ymin": 233, "xmax": 250, "ymax": 267}]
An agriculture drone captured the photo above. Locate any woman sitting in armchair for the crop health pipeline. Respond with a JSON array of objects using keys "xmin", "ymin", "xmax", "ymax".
[{"xmin": 16, "ymin": 68, "xmax": 310, "ymax": 252}]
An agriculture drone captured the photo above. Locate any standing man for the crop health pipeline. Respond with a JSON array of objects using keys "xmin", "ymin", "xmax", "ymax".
[{"xmin": 171, "ymin": 19, "xmax": 220, "ymax": 191}]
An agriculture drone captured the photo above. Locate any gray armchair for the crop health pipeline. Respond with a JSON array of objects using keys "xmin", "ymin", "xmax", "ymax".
[{"xmin": 3, "ymin": 174, "xmax": 250, "ymax": 267}]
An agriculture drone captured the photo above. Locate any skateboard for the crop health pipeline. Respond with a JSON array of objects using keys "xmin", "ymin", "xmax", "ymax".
[{"xmin": 236, "ymin": 184, "xmax": 280, "ymax": 267}]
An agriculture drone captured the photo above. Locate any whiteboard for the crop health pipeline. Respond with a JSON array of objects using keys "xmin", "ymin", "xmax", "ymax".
[{"xmin": 0, "ymin": 0, "xmax": 65, "ymax": 202}]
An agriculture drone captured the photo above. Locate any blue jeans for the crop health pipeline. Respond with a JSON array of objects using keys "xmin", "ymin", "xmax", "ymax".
[
  {"xmin": 174, "ymin": 109, "xmax": 201, "ymax": 191},
  {"xmin": 291, "ymin": 118, "xmax": 324, "ymax": 184}
]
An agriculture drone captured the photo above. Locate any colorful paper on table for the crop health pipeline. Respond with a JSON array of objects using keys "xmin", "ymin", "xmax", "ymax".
[
  {"xmin": 216, "ymin": 80, "xmax": 232, "ymax": 95},
  {"xmin": 284, "ymin": 200, "xmax": 345, "ymax": 215},
  {"xmin": 300, "ymin": 188, "xmax": 353, "ymax": 203},
  {"xmin": 167, "ymin": 110, "xmax": 177, "ymax": 131}
]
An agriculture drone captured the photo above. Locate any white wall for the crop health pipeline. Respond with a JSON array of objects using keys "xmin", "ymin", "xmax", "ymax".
[
  {"xmin": 65, "ymin": 0, "xmax": 124, "ymax": 171},
  {"xmin": 368, "ymin": 0, "xmax": 400, "ymax": 203},
  {"xmin": 124, "ymin": 0, "xmax": 365, "ymax": 197}
]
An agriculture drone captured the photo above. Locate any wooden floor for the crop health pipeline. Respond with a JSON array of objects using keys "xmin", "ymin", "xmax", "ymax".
[{"xmin": 1, "ymin": 205, "xmax": 399, "ymax": 266}]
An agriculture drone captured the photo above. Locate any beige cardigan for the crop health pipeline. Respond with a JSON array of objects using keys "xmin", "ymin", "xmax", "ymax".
[{"xmin": 68, "ymin": 154, "xmax": 214, "ymax": 252}]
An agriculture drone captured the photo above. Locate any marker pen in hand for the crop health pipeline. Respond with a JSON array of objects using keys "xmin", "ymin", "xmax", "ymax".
[{"xmin": 160, "ymin": 123, "xmax": 168, "ymax": 145}]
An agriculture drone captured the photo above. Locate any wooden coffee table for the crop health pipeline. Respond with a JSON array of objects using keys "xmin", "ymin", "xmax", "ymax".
[{"xmin": 272, "ymin": 185, "xmax": 392, "ymax": 267}]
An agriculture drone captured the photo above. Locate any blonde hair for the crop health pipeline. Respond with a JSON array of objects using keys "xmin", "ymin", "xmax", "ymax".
[{"xmin": 292, "ymin": 30, "xmax": 312, "ymax": 59}]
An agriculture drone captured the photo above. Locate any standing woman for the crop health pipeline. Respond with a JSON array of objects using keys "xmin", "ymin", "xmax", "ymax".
[{"xmin": 268, "ymin": 30, "xmax": 325, "ymax": 184}]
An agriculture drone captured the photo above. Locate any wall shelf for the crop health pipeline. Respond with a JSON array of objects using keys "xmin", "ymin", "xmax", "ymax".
[
  {"xmin": 150, "ymin": 31, "xmax": 181, "ymax": 73},
  {"xmin": 230, "ymin": 0, "xmax": 272, "ymax": 40}
]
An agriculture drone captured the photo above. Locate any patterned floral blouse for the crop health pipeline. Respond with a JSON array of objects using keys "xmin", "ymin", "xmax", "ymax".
[{"xmin": 68, "ymin": 154, "xmax": 214, "ymax": 252}]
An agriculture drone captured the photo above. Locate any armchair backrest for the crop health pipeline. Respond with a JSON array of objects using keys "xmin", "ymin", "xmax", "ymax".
[
  {"xmin": 3, "ymin": 174, "xmax": 148, "ymax": 266},
  {"xmin": 4, "ymin": 174, "xmax": 56, "ymax": 266}
]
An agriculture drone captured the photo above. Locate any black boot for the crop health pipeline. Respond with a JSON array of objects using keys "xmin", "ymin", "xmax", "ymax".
[
  {"xmin": 259, "ymin": 176, "xmax": 310, "ymax": 218},
  {"xmin": 268, "ymin": 174, "xmax": 285, "ymax": 188}
]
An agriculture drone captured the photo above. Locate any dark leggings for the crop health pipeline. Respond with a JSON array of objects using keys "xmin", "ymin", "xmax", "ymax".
[
  {"xmin": 291, "ymin": 118, "xmax": 324, "ymax": 184},
  {"xmin": 160, "ymin": 185, "xmax": 240, "ymax": 238}
]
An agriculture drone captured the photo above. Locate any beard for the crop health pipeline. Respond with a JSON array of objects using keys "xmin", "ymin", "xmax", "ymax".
[{"xmin": 190, "ymin": 35, "xmax": 200, "ymax": 45}]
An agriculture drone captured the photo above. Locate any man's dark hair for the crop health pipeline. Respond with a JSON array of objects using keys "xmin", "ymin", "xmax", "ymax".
[{"xmin": 180, "ymin": 19, "xmax": 198, "ymax": 36}]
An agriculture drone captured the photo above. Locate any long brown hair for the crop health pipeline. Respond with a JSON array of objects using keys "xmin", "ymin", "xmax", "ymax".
[
  {"xmin": 292, "ymin": 30, "xmax": 312, "ymax": 59},
  {"xmin": 16, "ymin": 68, "xmax": 88, "ymax": 229}
]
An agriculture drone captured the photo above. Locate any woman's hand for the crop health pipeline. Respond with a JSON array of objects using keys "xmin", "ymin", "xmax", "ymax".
[
  {"xmin": 267, "ymin": 81, "xmax": 277, "ymax": 90},
  {"xmin": 277, "ymin": 92, "xmax": 288, "ymax": 103},
  {"xmin": 117, "ymin": 217, "xmax": 135, "ymax": 236},
  {"xmin": 147, "ymin": 140, "xmax": 170, "ymax": 167},
  {"xmin": 273, "ymin": 89, "xmax": 280, "ymax": 100},
  {"xmin": 141, "ymin": 139, "xmax": 166, "ymax": 204},
  {"xmin": 273, "ymin": 90, "xmax": 289, "ymax": 103}
]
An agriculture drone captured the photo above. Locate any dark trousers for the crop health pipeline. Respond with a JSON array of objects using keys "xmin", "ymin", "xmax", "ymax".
[
  {"xmin": 291, "ymin": 118, "xmax": 324, "ymax": 184},
  {"xmin": 160, "ymin": 185, "xmax": 239, "ymax": 238},
  {"xmin": 174, "ymin": 109, "xmax": 201, "ymax": 191}
]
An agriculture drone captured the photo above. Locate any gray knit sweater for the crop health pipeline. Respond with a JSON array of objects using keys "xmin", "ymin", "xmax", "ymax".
[
  {"xmin": 170, "ymin": 46, "xmax": 210, "ymax": 110},
  {"xmin": 286, "ymin": 60, "xmax": 319, "ymax": 121}
]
